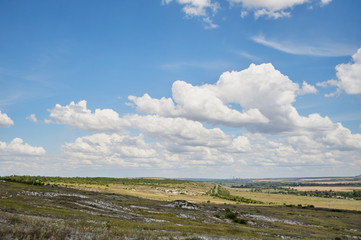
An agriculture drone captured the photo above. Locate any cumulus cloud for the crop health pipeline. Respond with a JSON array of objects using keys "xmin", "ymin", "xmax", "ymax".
[
  {"xmin": 48, "ymin": 100, "xmax": 234, "ymax": 148},
  {"xmin": 318, "ymin": 48, "xmax": 361, "ymax": 96},
  {"xmin": 229, "ymin": 136, "xmax": 251, "ymax": 152},
  {"xmin": 48, "ymin": 102, "xmax": 257, "ymax": 167},
  {"xmin": 130, "ymin": 63, "xmax": 329, "ymax": 134},
  {"xmin": 129, "ymin": 85, "xmax": 269, "ymax": 128},
  {"xmin": 321, "ymin": 123, "xmax": 361, "ymax": 150},
  {"xmin": 126, "ymin": 63, "xmax": 361, "ymax": 169},
  {"xmin": 26, "ymin": 114, "xmax": 38, "ymax": 123},
  {"xmin": 298, "ymin": 81, "xmax": 318, "ymax": 95},
  {"xmin": 61, "ymin": 127, "xmax": 252, "ymax": 169},
  {"xmin": 47, "ymin": 62, "xmax": 361, "ymax": 172},
  {"xmin": 0, "ymin": 111, "xmax": 14, "ymax": 128},
  {"xmin": 335, "ymin": 47, "xmax": 361, "ymax": 93},
  {"xmin": 242, "ymin": 127, "xmax": 360, "ymax": 169},
  {"xmin": 62, "ymin": 133, "xmax": 158, "ymax": 167},
  {"xmin": 125, "ymin": 114, "xmax": 231, "ymax": 148},
  {"xmin": 48, "ymin": 101, "xmax": 246, "ymax": 166},
  {"xmin": 286, "ymin": 122, "xmax": 361, "ymax": 152},
  {"xmin": 48, "ymin": 100, "xmax": 129, "ymax": 132},
  {"xmin": 0, "ymin": 138, "xmax": 46, "ymax": 156}
]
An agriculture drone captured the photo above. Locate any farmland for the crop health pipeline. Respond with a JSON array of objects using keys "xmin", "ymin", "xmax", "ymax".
[
  {"xmin": 291, "ymin": 186, "xmax": 361, "ymax": 192},
  {"xmin": 0, "ymin": 176, "xmax": 361, "ymax": 239}
]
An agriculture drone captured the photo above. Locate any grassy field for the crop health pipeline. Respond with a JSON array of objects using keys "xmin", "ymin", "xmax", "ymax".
[
  {"xmin": 291, "ymin": 186, "xmax": 361, "ymax": 192},
  {"xmin": 37, "ymin": 179, "xmax": 361, "ymax": 209},
  {"xmin": 1, "ymin": 176, "xmax": 361, "ymax": 239},
  {"xmin": 229, "ymin": 188, "xmax": 361, "ymax": 211},
  {"xmin": 56, "ymin": 177, "xmax": 361, "ymax": 211}
]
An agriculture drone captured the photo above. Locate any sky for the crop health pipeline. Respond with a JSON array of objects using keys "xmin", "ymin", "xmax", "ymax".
[{"xmin": 0, "ymin": 0, "xmax": 360, "ymax": 178}]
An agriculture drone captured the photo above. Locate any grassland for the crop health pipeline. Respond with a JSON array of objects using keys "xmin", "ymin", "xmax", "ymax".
[
  {"xmin": 1, "ymin": 176, "xmax": 361, "ymax": 239},
  {"xmin": 292, "ymin": 186, "xmax": 361, "ymax": 192},
  {"xmin": 229, "ymin": 188, "xmax": 361, "ymax": 211}
]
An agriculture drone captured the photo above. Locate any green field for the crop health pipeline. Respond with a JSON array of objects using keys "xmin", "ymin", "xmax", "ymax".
[{"xmin": 1, "ymin": 176, "xmax": 361, "ymax": 239}]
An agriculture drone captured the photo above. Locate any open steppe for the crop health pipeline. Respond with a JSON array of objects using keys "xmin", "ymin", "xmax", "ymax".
[{"xmin": 1, "ymin": 176, "xmax": 361, "ymax": 239}]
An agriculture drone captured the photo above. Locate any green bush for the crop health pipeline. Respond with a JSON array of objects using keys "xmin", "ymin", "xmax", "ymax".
[
  {"xmin": 224, "ymin": 209, "xmax": 247, "ymax": 225},
  {"xmin": 208, "ymin": 185, "xmax": 263, "ymax": 204}
]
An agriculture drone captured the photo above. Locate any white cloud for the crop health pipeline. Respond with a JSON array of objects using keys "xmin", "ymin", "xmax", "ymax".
[
  {"xmin": 203, "ymin": 16, "xmax": 219, "ymax": 29},
  {"xmin": 321, "ymin": 0, "xmax": 332, "ymax": 6},
  {"xmin": 298, "ymin": 81, "xmax": 318, "ymax": 95},
  {"xmin": 62, "ymin": 133, "xmax": 158, "ymax": 167},
  {"xmin": 286, "ymin": 122, "xmax": 361, "ymax": 152},
  {"xmin": 163, "ymin": 0, "xmax": 219, "ymax": 17},
  {"xmin": 162, "ymin": 0, "xmax": 219, "ymax": 29},
  {"xmin": 48, "ymin": 100, "xmax": 129, "ymax": 132},
  {"xmin": 321, "ymin": 123, "xmax": 361, "ymax": 150},
  {"xmin": 252, "ymin": 34, "xmax": 357, "ymax": 57},
  {"xmin": 46, "ymin": 62, "xmax": 361, "ymax": 173},
  {"xmin": 130, "ymin": 63, "xmax": 330, "ymax": 134},
  {"xmin": 44, "ymin": 118, "xmax": 52, "ymax": 124},
  {"xmin": 129, "ymin": 83, "xmax": 269, "ymax": 128},
  {"xmin": 49, "ymin": 100, "xmax": 234, "ymax": 148},
  {"xmin": 228, "ymin": 0, "xmax": 332, "ymax": 19},
  {"xmin": 125, "ymin": 63, "xmax": 361, "ymax": 170},
  {"xmin": 48, "ymin": 101, "xmax": 244, "ymax": 167},
  {"xmin": 0, "ymin": 111, "xmax": 14, "ymax": 128},
  {"xmin": 228, "ymin": 0, "xmax": 309, "ymax": 11},
  {"xmin": 335, "ymin": 47, "xmax": 361, "ymax": 94},
  {"xmin": 162, "ymin": 0, "xmax": 333, "ymax": 28},
  {"xmin": 0, "ymin": 138, "xmax": 46, "ymax": 156},
  {"xmin": 48, "ymin": 101, "xmax": 256, "ymax": 168},
  {"xmin": 318, "ymin": 48, "xmax": 361, "ymax": 96},
  {"xmin": 229, "ymin": 136, "xmax": 251, "ymax": 152},
  {"xmin": 125, "ymin": 114, "xmax": 231, "ymax": 148},
  {"xmin": 60, "ymin": 122, "xmax": 251, "ymax": 169},
  {"xmin": 243, "ymin": 129, "xmax": 360, "ymax": 169},
  {"xmin": 240, "ymin": 10, "xmax": 248, "ymax": 18},
  {"xmin": 254, "ymin": 9, "xmax": 290, "ymax": 19},
  {"xmin": 26, "ymin": 113, "xmax": 38, "ymax": 123}
]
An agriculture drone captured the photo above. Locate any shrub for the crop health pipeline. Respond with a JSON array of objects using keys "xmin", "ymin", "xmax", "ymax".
[{"xmin": 224, "ymin": 209, "xmax": 247, "ymax": 225}]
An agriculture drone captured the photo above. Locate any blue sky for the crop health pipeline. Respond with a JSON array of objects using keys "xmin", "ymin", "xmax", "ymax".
[{"xmin": 0, "ymin": 0, "xmax": 360, "ymax": 178}]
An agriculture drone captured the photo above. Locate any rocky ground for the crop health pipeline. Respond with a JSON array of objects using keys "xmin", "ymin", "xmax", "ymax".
[{"xmin": 1, "ymin": 180, "xmax": 361, "ymax": 239}]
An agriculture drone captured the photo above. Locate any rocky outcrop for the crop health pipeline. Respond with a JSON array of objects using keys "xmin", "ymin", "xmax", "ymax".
[{"xmin": 165, "ymin": 200, "xmax": 199, "ymax": 210}]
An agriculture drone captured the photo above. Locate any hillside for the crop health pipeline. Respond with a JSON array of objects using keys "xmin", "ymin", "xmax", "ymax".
[{"xmin": 1, "ymin": 177, "xmax": 361, "ymax": 239}]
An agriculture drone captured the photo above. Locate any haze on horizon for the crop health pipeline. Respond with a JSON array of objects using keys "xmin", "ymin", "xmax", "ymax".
[{"xmin": 0, "ymin": 0, "xmax": 360, "ymax": 179}]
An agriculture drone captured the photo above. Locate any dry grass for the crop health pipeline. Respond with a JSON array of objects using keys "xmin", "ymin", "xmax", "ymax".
[
  {"xmin": 298, "ymin": 178, "xmax": 350, "ymax": 181},
  {"xmin": 291, "ymin": 186, "xmax": 361, "ymax": 192},
  {"xmin": 311, "ymin": 180, "xmax": 361, "ymax": 184},
  {"xmin": 229, "ymin": 187, "xmax": 361, "ymax": 211},
  {"xmin": 62, "ymin": 181, "xmax": 238, "ymax": 205},
  {"xmin": 58, "ymin": 181, "xmax": 361, "ymax": 212},
  {"xmin": 2, "ymin": 179, "xmax": 361, "ymax": 239},
  {"xmin": 253, "ymin": 178, "xmax": 361, "ymax": 184}
]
